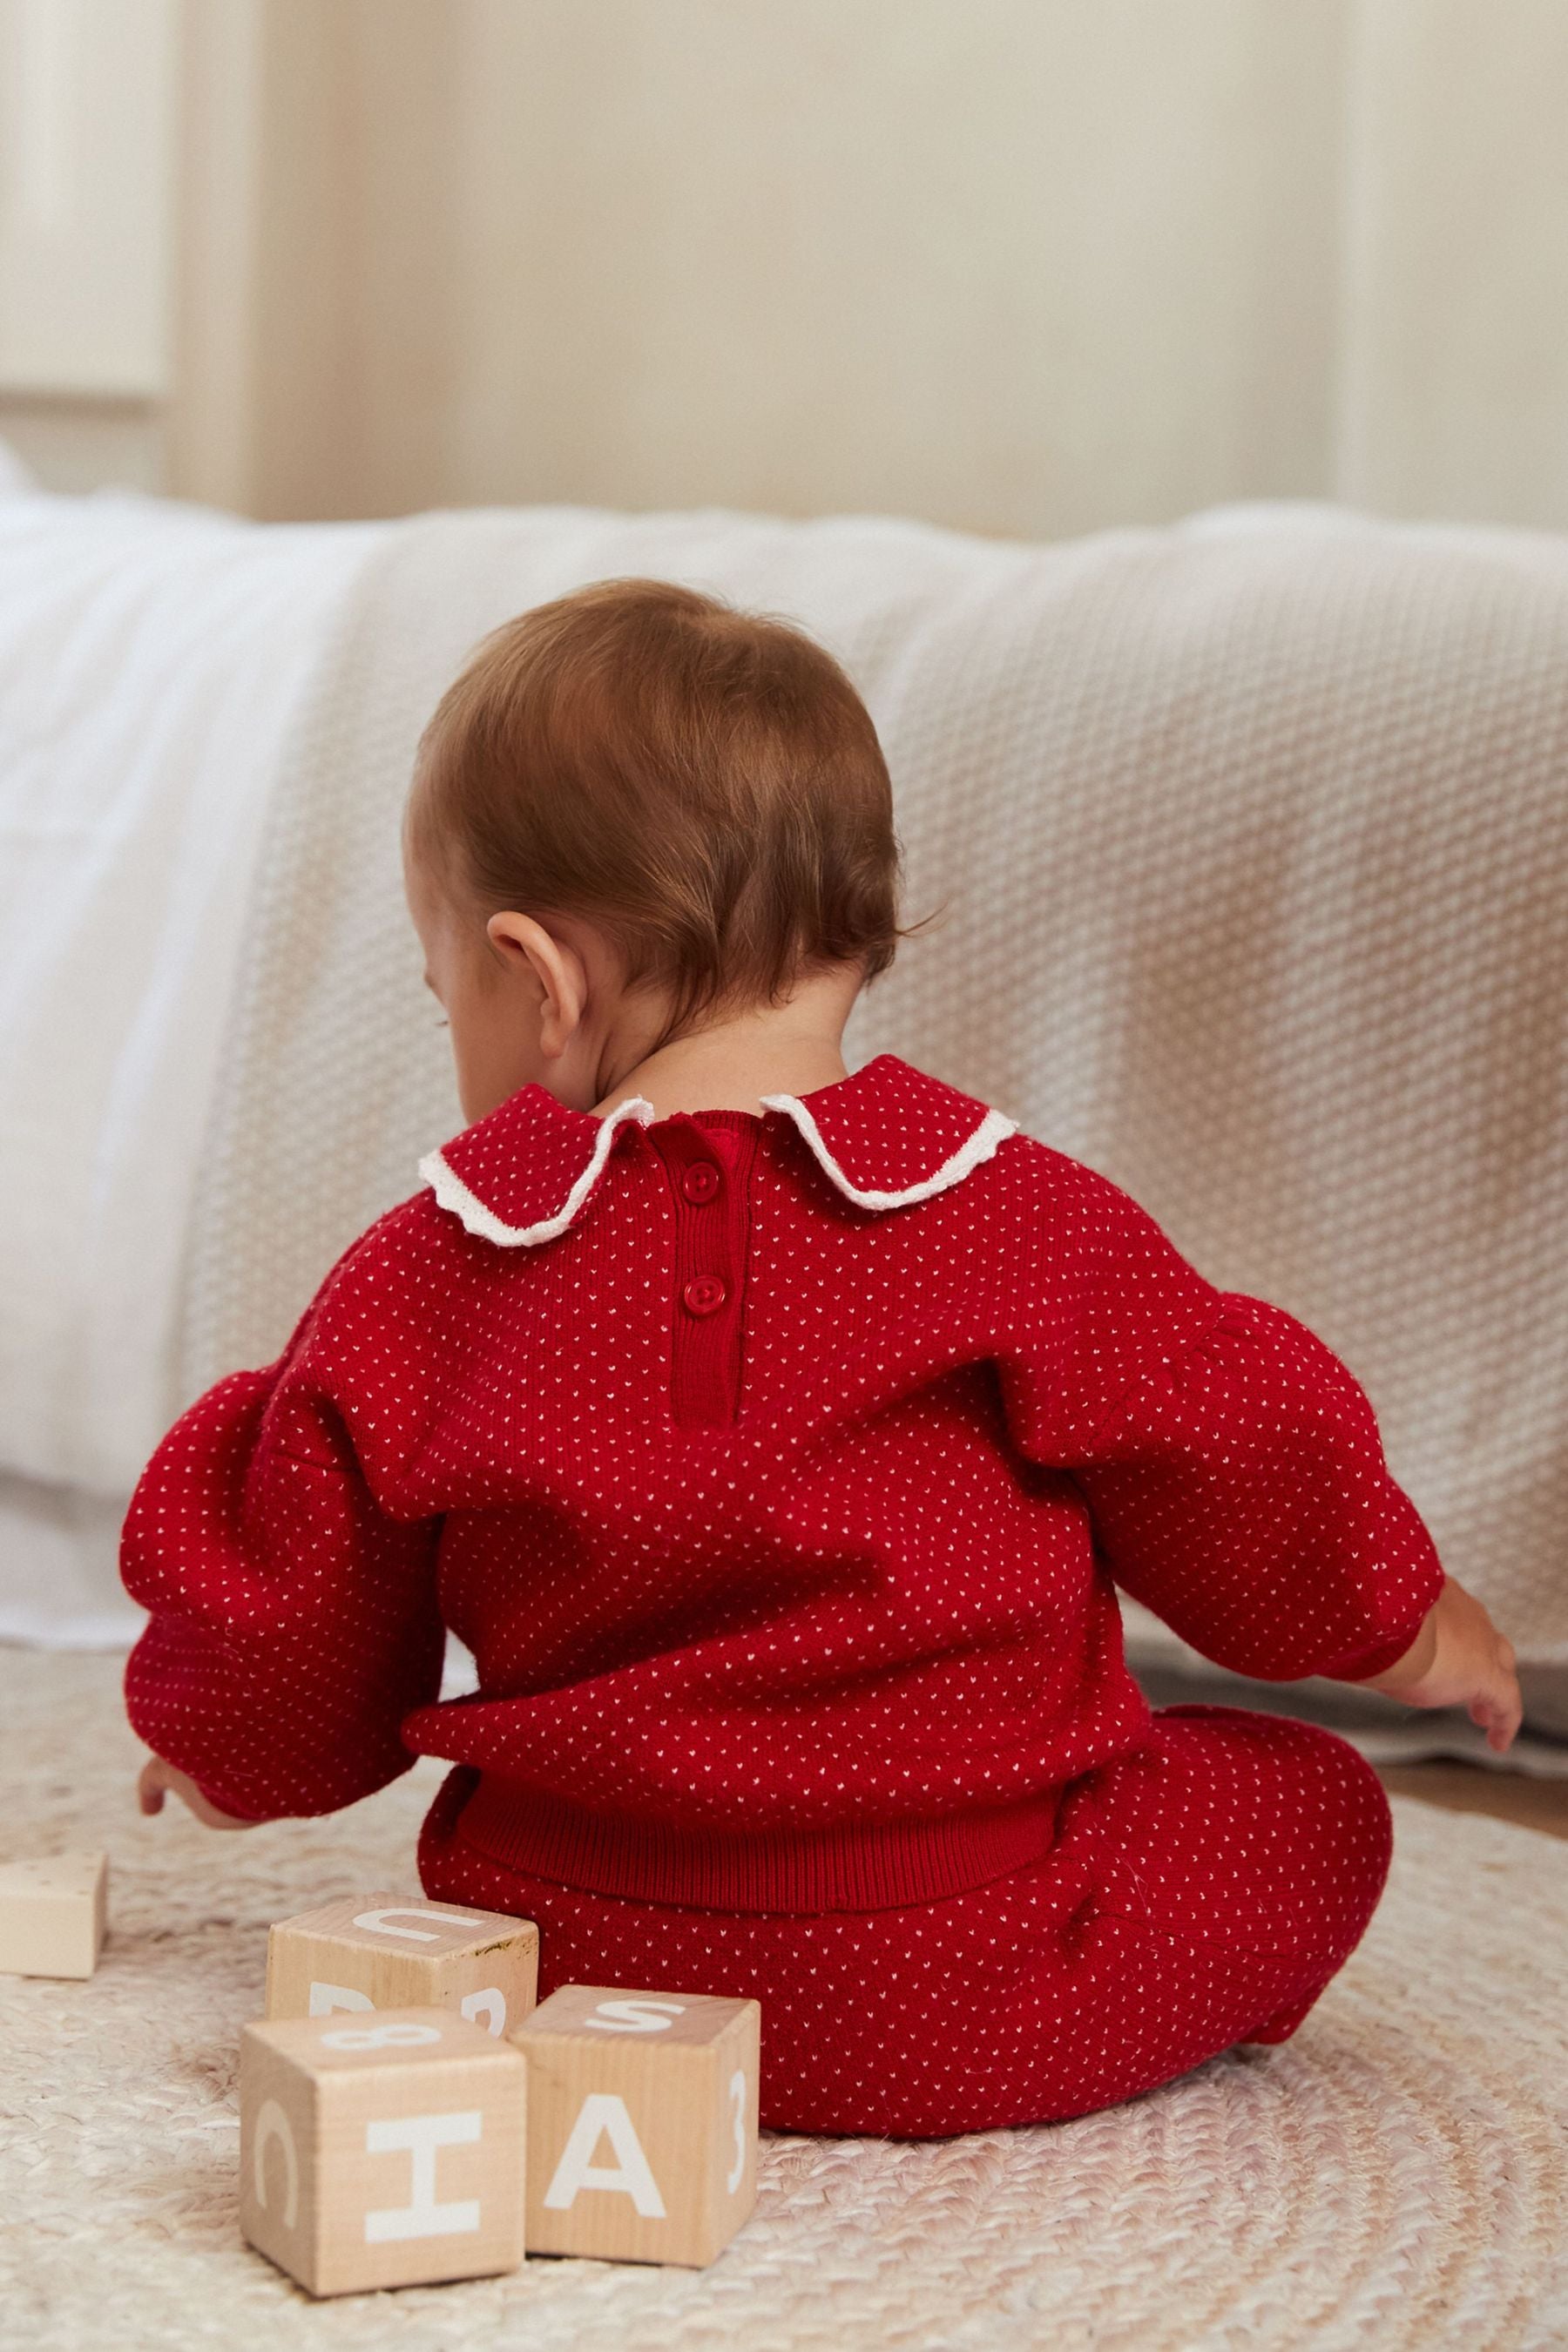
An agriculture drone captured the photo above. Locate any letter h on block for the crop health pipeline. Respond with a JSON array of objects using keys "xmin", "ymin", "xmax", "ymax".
[
  {"xmin": 512, "ymin": 1985, "xmax": 760, "ymax": 2267},
  {"xmin": 240, "ymin": 2006, "xmax": 527, "ymax": 2296},
  {"xmin": 266, "ymin": 1891, "xmax": 538, "ymax": 2039}
]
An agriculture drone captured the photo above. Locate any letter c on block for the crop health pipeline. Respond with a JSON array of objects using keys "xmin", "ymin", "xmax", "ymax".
[
  {"xmin": 351, "ymin": 1907, "xmax": 479, "ymax": 1944},
  {"xmin": 253, "ymin": 2099, "xmax": 300, "ymax": 2230}
]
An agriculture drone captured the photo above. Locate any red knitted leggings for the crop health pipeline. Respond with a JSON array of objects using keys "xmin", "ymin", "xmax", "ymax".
[{"xmin": 417, "ymin": 1704, "xmax": 1393, "ymax": 2139}]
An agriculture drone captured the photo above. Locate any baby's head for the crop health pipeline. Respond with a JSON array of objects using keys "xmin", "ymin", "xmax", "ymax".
[{"xmin": 404, "ymin": 578, "xmax": 915, "ymax": 1123}]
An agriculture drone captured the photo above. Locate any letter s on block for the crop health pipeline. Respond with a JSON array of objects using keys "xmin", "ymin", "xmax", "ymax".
[{"xmin": 582, "ymin": 1998, "xmax": 686, "ymax": 2034}]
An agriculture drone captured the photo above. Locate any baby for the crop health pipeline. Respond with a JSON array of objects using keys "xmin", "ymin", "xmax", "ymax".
[{"xmin": 124, "ymin": 578, "xmax": 1521, "ymax": 2139}]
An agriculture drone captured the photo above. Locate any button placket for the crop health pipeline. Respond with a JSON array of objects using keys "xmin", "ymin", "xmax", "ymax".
[{"xmin": 650, "ymin": 1117, "xmax": 757, "ymax": 1428}]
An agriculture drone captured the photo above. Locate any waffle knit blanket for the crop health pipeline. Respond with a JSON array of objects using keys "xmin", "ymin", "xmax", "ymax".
[
  {"xmin": 182, "ymin": 501, "xmax": 1568, "ymax": 1660},
  {"xmin": 3, "ymin": 491, "xmax": 1565, "ymax": 1658}
]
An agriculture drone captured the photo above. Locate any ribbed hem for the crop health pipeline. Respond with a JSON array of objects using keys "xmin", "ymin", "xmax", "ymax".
[{"xmin": 456, "ymin": 1775, "xmax": 1061, "ymax": 1915}]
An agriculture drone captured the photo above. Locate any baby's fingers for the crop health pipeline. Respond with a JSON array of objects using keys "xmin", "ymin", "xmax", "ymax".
[{"xmin": 1470, "ymin": 1679, "xmax": 1523, "ymax": 1755}]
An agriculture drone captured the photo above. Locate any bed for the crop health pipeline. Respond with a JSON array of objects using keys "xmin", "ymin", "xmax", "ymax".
[{"xmin": 2, "ymin": 457, "xmax": 1565, "ymax": 1759}]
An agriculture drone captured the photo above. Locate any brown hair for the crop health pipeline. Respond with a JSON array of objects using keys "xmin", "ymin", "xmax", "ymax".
[{"xmin": 408, "ymin": 578, "xmax": 933, "ymax": 1053}]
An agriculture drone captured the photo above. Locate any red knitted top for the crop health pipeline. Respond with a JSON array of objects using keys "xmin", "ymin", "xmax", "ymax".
[{"xmin": 121, "ymin": 1053, "xmax": 1443, "ymax": 1912}]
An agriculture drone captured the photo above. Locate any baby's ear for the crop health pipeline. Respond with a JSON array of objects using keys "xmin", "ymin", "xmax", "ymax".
[
  {"xmin": 490, "ymin": 914, "xmax": 591, "ymax": 1031},
  {"xmin": 483, "ymin": 909, "xmax": 537, "ymax": 969}
]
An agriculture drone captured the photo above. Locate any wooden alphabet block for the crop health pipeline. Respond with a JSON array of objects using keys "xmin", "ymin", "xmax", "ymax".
[
  {"xmin": 240, "ymin": 2004, "xmax": 528, "ymax": 2296},
  {"xmin": 511, "ymin": 1984, "xmax": 760, "ymax": 2267},
  {"xmin": 266, "ymin": 1891, "xmax": 537, "ymax": 2040},
  {"xmin": 0, "ymin": 1849, "xmax": 107, "ymax": 1978}
]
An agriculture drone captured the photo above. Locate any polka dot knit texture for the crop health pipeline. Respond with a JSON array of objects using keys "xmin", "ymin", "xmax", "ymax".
[{"xmin": 121, "ymin": 1052, "xmax": 1443, "ymax": 2135}]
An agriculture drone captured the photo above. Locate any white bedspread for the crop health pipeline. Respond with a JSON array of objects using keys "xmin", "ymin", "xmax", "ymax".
[
  {"xmin": 3, "ymin": 490, "xmax": 1565, "ymax": 1662},
  {"xmin": 0, "ymin": 487, "xmax": 381, "ymax": 1503}
]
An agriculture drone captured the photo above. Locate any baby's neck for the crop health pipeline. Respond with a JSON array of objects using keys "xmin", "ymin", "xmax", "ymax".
[{"xmin": 591, "ymin": 968, "xmax": 861, "ymax": 1121}]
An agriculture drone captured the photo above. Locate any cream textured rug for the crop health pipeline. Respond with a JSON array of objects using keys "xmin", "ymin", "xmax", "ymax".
[{"xmin": 3, "ymin": 1652, "xmax": 1566, "ymax": 2351}]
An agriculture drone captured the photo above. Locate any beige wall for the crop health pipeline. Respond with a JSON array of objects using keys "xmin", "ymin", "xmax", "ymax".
[
  {"xmin": 0, "ymin": 0, "xmax": 175, "ymax": 493},
  {"xmin": 1335, "ymin": 0, "xmax": 1568, "ymax": 528},
  {"xmin": 172, "ymin": 0, "xmax": 1353, "ymax": 532},
  {"xmin": 434, "ymin": 0, "xmax": 1347, "ymax": 539},
  {"xmin": 0, "ymin": 0, "xmax": 176, "ymax": 395},
  {"xmin": 0, "ymin": 395, "xmax": 165, "ymax": 493},
  {"xmin": 10, "ymin": 2, "xmax": 1568, "ymax": 538}
]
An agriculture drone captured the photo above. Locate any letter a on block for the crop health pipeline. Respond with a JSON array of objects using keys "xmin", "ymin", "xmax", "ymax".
[
  {"xmin": 515, "ymin": 1983, "xmax": 760, "ymax": 2265},
  {"xmin": 543, "ymin": 2095, "xmax": 667, "ymax": 2218}
]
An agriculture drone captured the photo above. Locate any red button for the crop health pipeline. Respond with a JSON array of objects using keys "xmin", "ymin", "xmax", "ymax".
[
  {"xmin": 682, "ymin": 1274, "xmax": 727, "ymax": 1317},
  {"xmin": 680, "ymin": 1160, "xmax": 721, "ymax": 1204}
]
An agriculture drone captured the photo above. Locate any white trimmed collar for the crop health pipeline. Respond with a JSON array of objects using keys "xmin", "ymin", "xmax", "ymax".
[{"xmin": 419, "ymin": 1052, "xmax": 1017, "ymax": 1248}]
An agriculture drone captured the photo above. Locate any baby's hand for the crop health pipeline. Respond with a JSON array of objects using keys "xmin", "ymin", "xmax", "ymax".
[
  {"xmin": 1355, "ymin": 1575, "xmax": 1522, "ymax": 1754},
  {"xmin": 138, "ymin": 1755, "xmax": 256, "ymax": 1830}
]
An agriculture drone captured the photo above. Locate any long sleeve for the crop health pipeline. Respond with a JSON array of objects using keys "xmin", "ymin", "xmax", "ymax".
[
  {"xmin": 1069, "ymin": 1288, "xmax": 1446, "ymax": 1682},
  {"xmin": 120, "ymin": 1272, "xmax": 445, "ymax": 1822},
  {"xmin": 999, "ymin": 1168, "xmax": 1446, "ymax": 1685}
]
